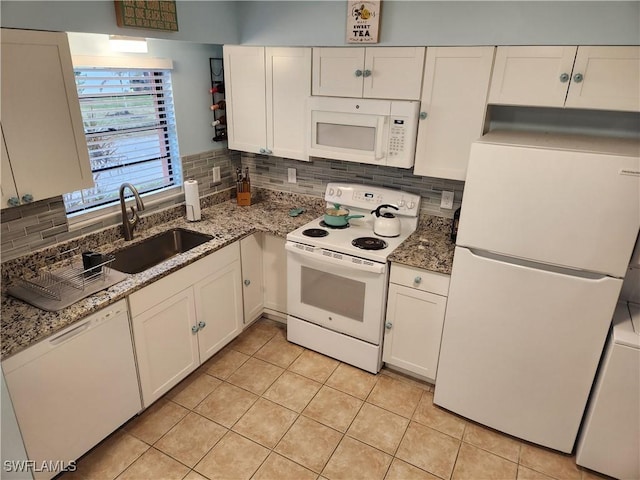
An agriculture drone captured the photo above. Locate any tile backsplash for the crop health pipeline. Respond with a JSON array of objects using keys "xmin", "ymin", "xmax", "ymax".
[
  {"xmin": 240, "ymin": 153, "xmax": 464, "ymax": 216},
  {"xmin": 1, "ymin": 147, "xmax": 463, "ymax": 262}
]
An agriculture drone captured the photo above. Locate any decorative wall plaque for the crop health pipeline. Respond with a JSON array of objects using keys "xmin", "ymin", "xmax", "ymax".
[
  {"xmin": 346, "ymin": 1, "xmax": 381, "ymax": 44},
  {"xmin": 115, "ymin": 1, "xmax": 179, "ymax": 32}
]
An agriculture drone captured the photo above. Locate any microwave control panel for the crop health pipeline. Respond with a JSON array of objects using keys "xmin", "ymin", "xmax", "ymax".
[
  {"xmin": 386, "ymin": 100, "xmax": 419, "ymax": 168},
  {"xmin": 388, "ymin": 119, "xmax": 407, "ymax": 156}
]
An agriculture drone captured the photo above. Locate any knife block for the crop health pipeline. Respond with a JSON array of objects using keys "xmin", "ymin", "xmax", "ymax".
[{"xmin": 236, "ymin": 189, "xmax": 251, "ymax": 206}]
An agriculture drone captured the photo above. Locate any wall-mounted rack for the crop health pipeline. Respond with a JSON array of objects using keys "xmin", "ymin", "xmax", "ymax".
[{"xmin": 209, "ymin": 57, "xmax": 227, "ymax": 143}]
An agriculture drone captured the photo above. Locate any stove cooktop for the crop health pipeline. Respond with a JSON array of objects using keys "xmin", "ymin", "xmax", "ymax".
[
  {"xmin": 287, "ymin": 183, "xmax": 422, "ymax": 263},
  {"xmin": 287, "ymin": 214, "xmax": 416, "ymax": 263}
]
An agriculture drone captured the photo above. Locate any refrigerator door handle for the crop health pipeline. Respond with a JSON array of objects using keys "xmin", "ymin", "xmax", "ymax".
[{"xmin": 467, "ymin": 248, "xmax": 612, "ymax": 280}]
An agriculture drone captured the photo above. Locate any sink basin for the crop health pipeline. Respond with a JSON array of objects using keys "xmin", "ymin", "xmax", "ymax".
[{"xmin": 110, "ymin": 228, "xmax": 214, "ymax": 274}]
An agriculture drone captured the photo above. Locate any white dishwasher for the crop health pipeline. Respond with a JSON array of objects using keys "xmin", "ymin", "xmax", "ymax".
[{"xmin": 2, "ymin": 299, "xmax": 141, "ymax": 480}]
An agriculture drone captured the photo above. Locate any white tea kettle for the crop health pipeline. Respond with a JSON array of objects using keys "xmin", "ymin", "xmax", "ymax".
[{"xmin": 372, "ymin": 204, "xmax": 401, "ymax": 237}]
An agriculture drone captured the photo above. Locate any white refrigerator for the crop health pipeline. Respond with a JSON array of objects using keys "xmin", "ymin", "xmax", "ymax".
[{"xmin": 434, "ymin": 130, "xmax": 640, "ymax": 453}]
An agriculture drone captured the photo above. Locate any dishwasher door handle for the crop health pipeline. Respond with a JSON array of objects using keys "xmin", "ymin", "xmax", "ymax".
[{"xmin": 49, "ymin": 321, "xmax": 91, "ymax": 346}]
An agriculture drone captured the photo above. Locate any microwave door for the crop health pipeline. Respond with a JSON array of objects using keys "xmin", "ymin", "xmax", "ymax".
[{"xmin": 310, "ymin": 111, "xmax": 387, "ymax": 165}]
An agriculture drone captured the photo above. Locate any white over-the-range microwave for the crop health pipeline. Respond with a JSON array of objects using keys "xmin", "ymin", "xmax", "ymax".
[{"xmin": 308, "ymin": 96, "xmax": 420, "ymax": 168}]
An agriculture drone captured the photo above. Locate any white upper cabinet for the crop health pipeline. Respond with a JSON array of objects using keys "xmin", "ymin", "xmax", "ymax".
[
  {"xmin": 1, "ymin": 129, "xmax": 18, "ymax": 207},
  {"xmin": 489, "ymin": 46, "xmax": 577, "ymax": 107},
  {"xmin": 224, "ymin": 45, "xmax": 311, "ymax": 161},
  {"xmin": 0, "ymin": 29, "xmax": 93, "ymax": 209},
  {"xmin": 312, "ymin": 47, "xmax": 425, "ymax": 100},
  {"xmin": 489, "ymin": 46, "xmax": 640, "ymax": 111},
  {"xmin": 413, "ymin": 47, "xmax": 495, "ymax": 181},
  {"xmin": 564, "ymin": 46, "xmax": 640, "ymax": 111},
  {"xmin": 266, "ymin": 47, "xmax": 312, "ymax": 160},
  {"xmin": 224, "ymin": 46, "xmax": 268, "ymax": 154}
]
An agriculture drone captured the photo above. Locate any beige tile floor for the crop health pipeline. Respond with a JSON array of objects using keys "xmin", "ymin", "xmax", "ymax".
[{"xmin": 60, "ymin": 319, "xmax": 611, "ymax": 480}]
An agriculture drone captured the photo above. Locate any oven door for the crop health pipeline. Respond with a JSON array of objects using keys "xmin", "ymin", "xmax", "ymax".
[
  {"xmin": 286, "ymin": 242, "xmax": 388, "ymax": 345},
  {"xmin": 309, "ymin": 110, "xmax": 388, "ymax": 165}
]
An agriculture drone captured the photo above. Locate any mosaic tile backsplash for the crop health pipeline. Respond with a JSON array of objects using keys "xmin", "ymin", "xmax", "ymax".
[
  {"xmin": 240, "ymin": 153, "xmax": 464, "ymax": 216},
  {"xmin": 0, "ymin": 147, "xmax": 463, "ymax": 262}
]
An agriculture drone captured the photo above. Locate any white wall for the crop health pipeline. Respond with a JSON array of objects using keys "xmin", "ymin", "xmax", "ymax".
[
  {"xmin": 236, "ymin": 1, "xmax": 640, "ymax": 46},
  {"xmin": 0, "ymin": 0, "xmax": 239, "ymax": 44}
]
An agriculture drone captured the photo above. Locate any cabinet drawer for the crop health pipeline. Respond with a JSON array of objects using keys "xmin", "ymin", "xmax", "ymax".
[
  {"xmin": 129, "ymin": 242, "xmax": 240, "ymax": 317},
  {"xmin": 389, "ymin": 263, "xmax": 450, "ymax": 296}
]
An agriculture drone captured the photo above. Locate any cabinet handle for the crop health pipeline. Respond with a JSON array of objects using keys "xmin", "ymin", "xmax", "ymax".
[
  {"xmin": 244, "ymin": 279, "xmax": 251, "ymax": 286},
  {"xmin": 363, "ymin": 69, "xmax": 371, "ymax": 77},
  {"xmin": 355, "ymin": 69, "xmax": 363, "ymax": 77},
  {"xmin": 259, "ymin": 148, "xmax": 266, "ymax": 154},
  {"xmin": 385, "ymin": 322, "xmax": 393, "ymax": 329},
  {"xmin": 21, "ymin": 193, "xmax": 33, "ymax": 204},
  {"xmin": 266, "ymin": 149, "xmax": 273, "ymax": 155},
  {"xmin": 559, "ymin": 73, "xmax": 570, "ymax": 83},
  {"xmin": 414, "ymin": 276, "xmax": 422, "ymax": 284},
  {"xmin": 198, "ymin": 321, "xmax": 207, "ymax": 330},
  {"xmin": 191, "ymin": 325, "xmax": 199, "ymax": 334},
  {"xmin": 573, "ymin": 73, "xmax": 584, "ymax": 83},
  {"xmin": 7, "ymin": 197, "xmax": 20, "ymax": 207},
  {"xmin": 419, "ymin": 112, "xmax": 428, "ymax": 120}
]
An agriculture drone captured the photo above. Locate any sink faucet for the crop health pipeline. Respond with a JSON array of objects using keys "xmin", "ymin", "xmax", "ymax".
[{"xmin": 119, "ymin": 183, "xmax": 145, "ymax": 241}]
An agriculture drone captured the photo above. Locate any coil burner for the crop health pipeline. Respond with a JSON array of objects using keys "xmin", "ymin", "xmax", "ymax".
[{"xmin": 351, "ymin": 237, "xmax": 388, "ymax": 251}]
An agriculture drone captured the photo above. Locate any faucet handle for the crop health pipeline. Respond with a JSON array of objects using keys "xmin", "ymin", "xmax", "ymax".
[{"xmin": 129, "ymin": 206, "xmax": 140, "ymax": 226}]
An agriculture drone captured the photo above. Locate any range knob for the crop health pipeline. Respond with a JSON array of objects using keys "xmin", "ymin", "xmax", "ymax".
[
  {"xmin": 398, "ymin": 199, "xmax": 406, "ymax": 207},
  {"xmin": 408, "ymin": 201, "xmax": 416, "ymax": 209},
  {"xmin": 328, "ymin": 188, "xmax": 335, "ymax": 196},
  {"xmin": 336, "ymin": 189, "xmax": 342, "ymax": 197}
]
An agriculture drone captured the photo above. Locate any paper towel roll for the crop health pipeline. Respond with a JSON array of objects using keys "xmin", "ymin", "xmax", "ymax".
[{"xmin": 184, "ymin": 180, "xmax": 201, "ymax": 221}]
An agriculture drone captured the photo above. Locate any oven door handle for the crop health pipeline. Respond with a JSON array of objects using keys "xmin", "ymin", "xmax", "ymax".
[{"xmin": 285, "ymin": 242, "xmax": 386, "ymax": 274}]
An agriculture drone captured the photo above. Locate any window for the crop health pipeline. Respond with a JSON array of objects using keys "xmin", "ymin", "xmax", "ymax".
[{"xmin": 64, "ymin": 66, "xmax": 181, "ymax": 214}]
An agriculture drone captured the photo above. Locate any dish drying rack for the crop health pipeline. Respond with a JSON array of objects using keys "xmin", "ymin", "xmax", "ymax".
[{"xmin": 16, "ymin": 252, "xmax": 115, "ymax": 302}]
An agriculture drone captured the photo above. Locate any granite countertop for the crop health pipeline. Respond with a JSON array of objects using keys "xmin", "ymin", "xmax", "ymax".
[
  {"xmin": 388, "ymin": 216, "xmax": 456, "ymax": 274},
  {"xmin": 1, "ymin": 193, "xmax": 455, "ymax": 360},
  {"xmin": 1, "ymin": 195, "xmax": 324, "ymax": 360}
]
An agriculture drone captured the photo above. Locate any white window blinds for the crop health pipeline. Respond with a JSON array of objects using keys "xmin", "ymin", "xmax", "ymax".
[{"xmin": 64, "ymin": 65, "xmax": 181, "ymax": 214}]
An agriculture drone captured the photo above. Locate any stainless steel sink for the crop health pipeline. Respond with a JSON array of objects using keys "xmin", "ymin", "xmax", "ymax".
[{"xmin": 110, "ymin": 228, "xmax": 214, "ymax": 274}]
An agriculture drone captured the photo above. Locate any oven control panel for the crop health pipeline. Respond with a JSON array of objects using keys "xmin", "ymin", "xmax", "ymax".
[{"xmin": 325, "ymin": 183, "xmax": 421, "ymax": 217}]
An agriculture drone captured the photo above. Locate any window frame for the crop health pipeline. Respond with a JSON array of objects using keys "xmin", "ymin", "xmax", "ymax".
[{"xmin": 66, "ymin": 56, "xmax": 182, "ymax": 229}]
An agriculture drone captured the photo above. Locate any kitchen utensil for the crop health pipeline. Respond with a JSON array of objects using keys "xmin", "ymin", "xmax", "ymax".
[
  {"xmin": 82, "ymin": 251, "xmax": 104, "ymax": 274},
  {"xmin": 324, "ymin": 203, "xmax": 365, "ymax": 227},
  {"xmin": 289, "ymin": 208, "xmax": 305, "ymax": 217},
  {"xmin": 371, "ymin": 204, "xmax": 401, "ymax": 237}
]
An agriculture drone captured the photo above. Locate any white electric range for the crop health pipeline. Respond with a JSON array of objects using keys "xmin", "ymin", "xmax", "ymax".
[{"xmin": 286, "ymin": 183, "xmax": 421, "ymax": 373}]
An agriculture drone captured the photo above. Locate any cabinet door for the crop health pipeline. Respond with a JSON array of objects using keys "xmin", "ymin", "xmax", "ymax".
[
  {"xmin": 241, "ymin": 233, "xmax": 264, "ymax": 325},
  {"xmin": 223, "ymin": 45, "xmax": 267, "ymax": 153},
  {"xmin": 195, "ymin": 259, "xmax": 243, "ymax": 363},
  {"xmin": 565, "ymin": 46, "xmax": 640, "ymax": 112},
  {"xmin": 131, "ymin": 289, "xmax": 199, "ymax": 407},
  {"xmin": 0, "ymin": 29, "xmax": 92, "ymax": 204},
  {"xmin": 312, "ymin": 47, "xmax": 365, "ymax": 97},
  {"xmin": 383, "ymin": 283, "xmax": 447, "ymax": 381},
  {"xmin": 363, "ymin": 47, "xmax": 426, "ymax": 100},
  {"xmin": 1, "ymin": 127, "xmax": 18, "ymax": 208},
  {"xmin": 262, "ymin": 234, "xmax": 287, "ymax": 316},
  {"xmin": 488, "ymin": 46, "xmax": 578, "ymax": 107},
  {"xmin": 266, "ymin": 47, "xmax": 311, "ymax": 161},
  {"xmin": 414, "ymin": 47, "xmax": 495, "ymax": 181}
]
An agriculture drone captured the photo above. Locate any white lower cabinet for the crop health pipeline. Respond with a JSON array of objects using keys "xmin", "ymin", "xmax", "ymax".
[
  {"xmin": 2, "ymin": 300, "xmax": 140, "ymax": 480},
  {"xmin": 240, "ymin": 233, "xmax": 265, "ymax": 325},
  {"xmin": 383, "ymin": 264, "xmax": 450, "ymax": 382},
  {"xmin": 262, "ymin": 234, "xmax": 287, "ymax": 318},
  {"xmin": 129, "ymin": 243, "xmax": 243, "ymax": 407}
]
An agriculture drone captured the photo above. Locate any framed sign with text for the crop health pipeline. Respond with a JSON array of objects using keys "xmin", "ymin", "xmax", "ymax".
[
  {"xmin": 115, "ymin": 0, "xmax": 179, "ymax": 32},
  {"xmin": 346, "ymin": 1, "xmax": 381, "ymax": 44}
]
